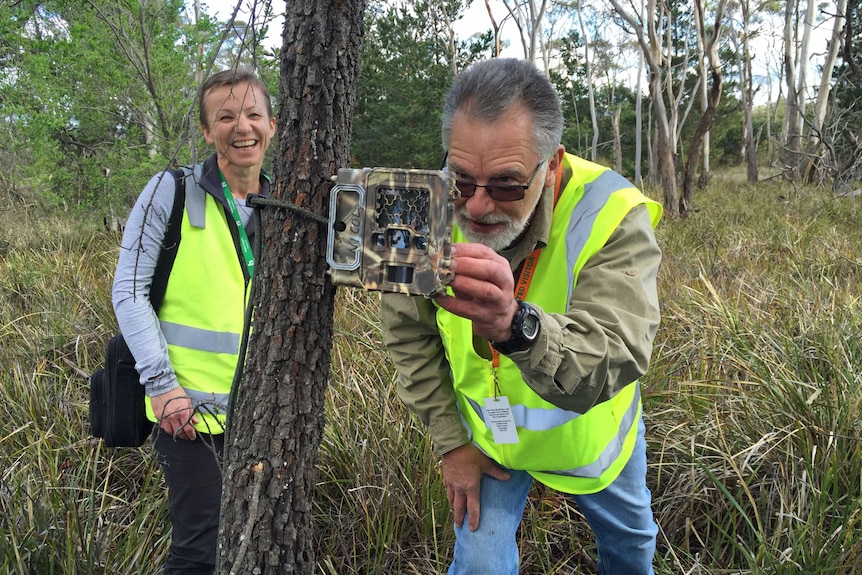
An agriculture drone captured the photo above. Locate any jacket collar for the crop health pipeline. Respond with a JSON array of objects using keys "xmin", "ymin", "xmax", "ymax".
[{"xmin": 198, "ymin": 153, "xmax": 272, "ymax": 208}]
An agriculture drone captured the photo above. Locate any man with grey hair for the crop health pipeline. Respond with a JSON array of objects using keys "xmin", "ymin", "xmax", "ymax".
[{"xmin": 381, "ymin": 58, "xmax": 663, "ymax": 573}]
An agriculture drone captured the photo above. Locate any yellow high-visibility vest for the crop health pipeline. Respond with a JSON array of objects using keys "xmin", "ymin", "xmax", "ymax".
[{"xmin": 145, "ymin": 185, "xmax": 250, "ymax": 434}]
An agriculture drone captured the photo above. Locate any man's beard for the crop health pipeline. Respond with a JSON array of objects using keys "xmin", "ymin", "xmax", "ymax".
[{"xmin": 454, "ymin": 193, "xmax": 540, "ymax": 252}]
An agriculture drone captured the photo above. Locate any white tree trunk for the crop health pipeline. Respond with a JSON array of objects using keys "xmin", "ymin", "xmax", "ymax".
[
  {"xmin": 608, "ymin": 0, "xmax": 679, "ymax": 216},
  {"xmin": 797, "ymin": 0, "xmax": 816, "ymax": 119},
  {"xmin": 635, "ymin": 0, "xmax": 645, "ymax": 187},
  {"xmin": 577, "ymin": 2, "xmax": 599, "ymax": 161},
  {"xmin": 500, "ymin": 0, "xmax": 549, "ymax": 61},
  {"xmin": 695, "ymin": 1, "xmax": 710, "ymax": 183},
  {"xmin": 784, "ymin": 0, "xmax": 803, "ymax": 175},
  {"xmin": 810, "ymin": 0, "xmax": 847, "ymax": 138}
]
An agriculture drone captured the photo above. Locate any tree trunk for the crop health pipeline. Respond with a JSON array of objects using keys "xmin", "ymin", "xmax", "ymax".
[
  {"xmin": 695, "ymin": 0, "xmax": 710, "ymax": 188},
  {"xmin": 216, "ymin": 1, "xmax": 366, "ymax": 573},
  {"xmin": 500, "ymin": 0, "xmax": 549, "ymax": 61},
  {"xmin": 681, "ymin": 0, "xmax": 726, "ymax": 214},
  {"xmin": 737, "ymin": 0, "xmax": 759, "ymax": 183},
  {"xmin": 796, "ymin": 0, "xmax": 815, "ymax": 121},
  {"xmin": 578, "ymin": 2, "xmax": 599, "ymax": 162},
  {"xmin": 485, "ymin": 0, "xmax": 502, "ymax": 56},
  {"xmin": 614, "ymin": 104, "xmax": 623, "ymax": 173},
  {"xmin": 635, "ymin": 7, "xmax": 644, "ymax": 188},
  {"xmin": 803, "ymin": 0, "xmax": 848, "ymax": 182},
  {"xmin": 784, "ymin": 0, "xmax": 803, "ymax": 178},
  {"xmin": 609, "ymin": 0, "xmax": 679, "ymax": 216},
  {"xmin": 651, "ymin": 74, "xmax": 678, "ymax": 215},
  {"xmin": 681, "ymin": 72, "xmax": 721, "ymax": 213}
]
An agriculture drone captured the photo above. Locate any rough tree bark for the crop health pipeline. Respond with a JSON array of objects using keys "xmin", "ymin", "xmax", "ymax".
[{"xmin": 216, "ymin": 1, "xmax": 366, "ymax": 574}]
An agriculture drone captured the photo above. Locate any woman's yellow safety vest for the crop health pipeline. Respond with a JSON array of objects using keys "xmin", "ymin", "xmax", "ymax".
[
  {"xmin": 144, "ymin": 186, "xmax": 250, "ymax": 434},
  {"xmin": 437, "ymin": 153, "xmax": 662, "ymax": 494}
]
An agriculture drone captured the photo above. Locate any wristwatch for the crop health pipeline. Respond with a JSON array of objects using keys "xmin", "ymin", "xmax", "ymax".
[{"xmin": 491, "ymin": 299, "xmax": 541, "ymax": 355}]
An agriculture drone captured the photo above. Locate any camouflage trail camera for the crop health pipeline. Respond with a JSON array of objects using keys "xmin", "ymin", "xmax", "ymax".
[{"xmin": 326, "ymin": 168, "xmax": 459, "ymax": 297}]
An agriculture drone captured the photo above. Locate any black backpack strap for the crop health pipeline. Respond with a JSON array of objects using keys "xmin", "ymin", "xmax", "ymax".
[{"xmin": 149, "ymin": 169, "xmax": 187, "ymax": 314}]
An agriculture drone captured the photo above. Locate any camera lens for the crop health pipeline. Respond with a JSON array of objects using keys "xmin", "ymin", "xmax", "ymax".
[{"xmin": 387, "ymin": 229, "xmax": 411, "ymax": 249}]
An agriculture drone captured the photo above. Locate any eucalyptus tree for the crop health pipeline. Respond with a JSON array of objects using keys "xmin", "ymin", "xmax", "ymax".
[
  {"xmin": 729, "ymin": 0, "xmax": 760, "ymax": 183},
  {"xmin": 680, "ymin": 0, "xmax": 727, "ymax": 212},
  {"xmin": 608, "ymin": 0, "xmax": 680, "ymax": 216},
  {"xmin": 499, "ymin": 0, "xmax": 551, "ymax": 61},
  {"xmin": 831, "ymin": 0, "xmax": 862, "ymax": 189},
  {"xmin": 804, "ymin": 0, "xmax": 849, "ymax": 184},
  {"xmin": 783, "ymin": 0, "xmax": 805, "ymax": 178}
]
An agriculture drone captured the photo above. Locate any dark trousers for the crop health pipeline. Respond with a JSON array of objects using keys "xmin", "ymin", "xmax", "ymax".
[{"xmin": 154, "ymin": 429, "xmax": 224, "ymax": 575}]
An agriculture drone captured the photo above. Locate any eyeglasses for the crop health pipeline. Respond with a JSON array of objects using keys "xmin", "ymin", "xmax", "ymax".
[{"xmin": 452, "ymin": 160, "xmax": 546, "ymax": 202}]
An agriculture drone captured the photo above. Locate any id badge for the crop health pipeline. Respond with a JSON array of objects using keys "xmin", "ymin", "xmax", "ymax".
[{"xmin": 483, "ymin": 396, "xmax": 519, "ymax": 444}]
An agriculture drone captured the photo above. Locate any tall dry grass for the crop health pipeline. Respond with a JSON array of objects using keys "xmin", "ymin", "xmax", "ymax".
[{"xmin": 1, "ymin": 175, "xmax": 861, "ymax": 574}]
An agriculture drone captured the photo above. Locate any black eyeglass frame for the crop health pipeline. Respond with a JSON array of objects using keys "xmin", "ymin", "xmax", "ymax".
[{"xmin": 448, "ymin": 159, "xmax": 546, "ymax": 202}]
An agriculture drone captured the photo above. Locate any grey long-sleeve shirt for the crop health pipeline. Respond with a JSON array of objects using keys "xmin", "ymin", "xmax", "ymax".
[
  {"xmin": 111, "ymin": 155, "xmax": 266, "ymax": 398},
  {"xmin": 380, "ymin": 165, "xmax": 662, "ymax": 457}
]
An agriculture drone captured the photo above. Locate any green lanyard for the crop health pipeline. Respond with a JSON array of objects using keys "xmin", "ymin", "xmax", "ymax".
[{"xmin": 219, "ymin": 172, "xmax": 255, "ymax": 278}]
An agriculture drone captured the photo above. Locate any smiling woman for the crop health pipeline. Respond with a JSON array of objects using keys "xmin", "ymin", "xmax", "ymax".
[{"xmin": 112, "ymin": 66, "xmax": 276, "ymax": 574}]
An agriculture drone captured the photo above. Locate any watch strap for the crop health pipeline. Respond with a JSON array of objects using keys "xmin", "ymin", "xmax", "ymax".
[{"xmin": 491, "ymin": 299, "xmax": 539, "ymax": 355}]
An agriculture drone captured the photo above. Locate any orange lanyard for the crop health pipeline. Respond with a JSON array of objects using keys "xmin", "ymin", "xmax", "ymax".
[{"xmin": 489, "ymin": 162, "xmax": 564, "ymax": 384}]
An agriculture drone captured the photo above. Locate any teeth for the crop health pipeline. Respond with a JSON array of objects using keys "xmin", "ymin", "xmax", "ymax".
[{"xmin": 233, "ymin": 140, "xmax": 256, "ymax": 148}]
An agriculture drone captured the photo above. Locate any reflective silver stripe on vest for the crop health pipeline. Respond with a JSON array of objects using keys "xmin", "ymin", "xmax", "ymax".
[
  {"xmin": 565, "ymin": 170, "xmax": 633, "ymax": 299},
  {"xmin": 545, "ymin": 385, "xmax": 640, "ymax": 479},
  {"xmin": 466, "ymin": 396, "xmax": 583, "ymax": 430},
  {"xmin": 160, "ymin": 320, "xmax": 240, "ymax": 354},
  {"xmin": 184, "ymin": 388, "xmax": 229, "ymax": 412},
  {"xmin": 185, "ymin": 164, "xmax": 207, "ymax": 229},
  {"xmin": 466, "ymin": 385, "xmax": 641, "ymax": 479}
]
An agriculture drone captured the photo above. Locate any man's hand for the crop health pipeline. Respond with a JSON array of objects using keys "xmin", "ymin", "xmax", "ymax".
[
  {"xmin": 150, "ymin": 387, "xmax": 199, "ymax": 441},
  {"xmin": 442, "ymin": 443, "xmax": 511, "ymax": 531},
  {"xmin": 435, "ymin": 243, "xmax": 519, "ymax": 342}
]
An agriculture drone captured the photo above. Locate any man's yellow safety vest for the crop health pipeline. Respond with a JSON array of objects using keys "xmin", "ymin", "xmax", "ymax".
[{"xmin": 437, "ymin": 153, "xmax": 662, "ymax": 494}]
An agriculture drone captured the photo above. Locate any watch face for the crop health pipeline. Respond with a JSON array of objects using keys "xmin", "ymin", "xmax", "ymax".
[{"xmin": 522, "ymin": 310, "xmax": 540, "ymax": 340}]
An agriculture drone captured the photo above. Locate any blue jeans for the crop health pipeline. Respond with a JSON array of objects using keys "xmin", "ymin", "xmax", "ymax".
[{"xmin": 448, "ymin": 417, "xmax": 657, "ymax": 575}]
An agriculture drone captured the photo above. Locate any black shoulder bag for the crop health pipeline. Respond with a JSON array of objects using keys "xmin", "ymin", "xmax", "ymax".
[{"xmin": 89, "ymin": 169, "xmax": 187, "ymax": 447}]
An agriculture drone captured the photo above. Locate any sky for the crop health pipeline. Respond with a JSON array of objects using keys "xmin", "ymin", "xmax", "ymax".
[
  {"xmin": 201, "ymin": 0, "xmax": 509, "ymax": 53},
  {"xmin": 199, "ymin": 0, "xmax": 835, "ymax": 105}
]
